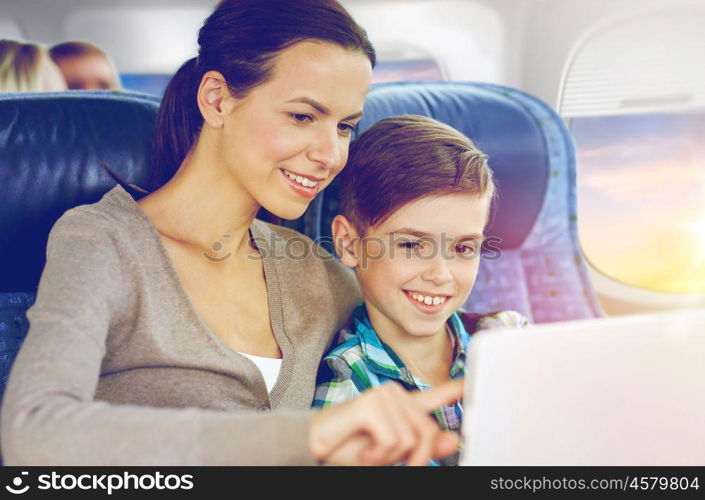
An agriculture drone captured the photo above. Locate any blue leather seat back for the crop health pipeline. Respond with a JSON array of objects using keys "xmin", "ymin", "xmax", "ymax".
[
  {"xmin": 317, "ymin": 82, "xmax": 602, "ymax": 323},
  {"xmin": 0, "ymin": 91, "xmax": 161, "ymax": 403},
  {"xmin": 0, "ymin": 91, "xmax": 161, "ymax": 291}
]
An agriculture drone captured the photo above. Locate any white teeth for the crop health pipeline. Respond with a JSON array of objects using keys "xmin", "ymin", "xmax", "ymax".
[
  {"xmin": 283, "ymin": 170, "xmax": 318, "ymax": 188},
  {"xmin": 409, "ymin": 292, "xmax": 447, "ymax": 305}
]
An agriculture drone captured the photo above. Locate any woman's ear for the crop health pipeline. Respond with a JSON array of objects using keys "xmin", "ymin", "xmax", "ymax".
[
  {"xmin": 196, "ymin": 70, "xmax": 232, "ymax": 129},
  {"xmin": 331, "ymin": 215, "xmax": 361, "ymax": 268}
]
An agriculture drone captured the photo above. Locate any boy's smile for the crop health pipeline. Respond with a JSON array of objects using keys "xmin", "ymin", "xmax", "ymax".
[{"xmin": 403, "ymin": 290, "xmax": 451, "ymax": 314}]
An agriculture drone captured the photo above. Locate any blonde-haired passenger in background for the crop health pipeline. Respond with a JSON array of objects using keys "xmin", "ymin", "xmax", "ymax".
[
  {"xmin": 49, "ymin": 41, "xmax": 121, "ymax": 90},
  {"xmin": 0, "ymin": 39, "xmax": 67, "ymax": 92}
]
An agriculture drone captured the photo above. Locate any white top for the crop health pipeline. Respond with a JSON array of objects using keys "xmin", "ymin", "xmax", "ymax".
[{"xmin": 239, "ymin": 352, "xmax": 283, "ymax": 393}]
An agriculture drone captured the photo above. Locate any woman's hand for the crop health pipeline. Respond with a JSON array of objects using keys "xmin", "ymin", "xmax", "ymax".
[{"xmin": 310, "ymin": 379, "xmax": 464, "ymax": 466}]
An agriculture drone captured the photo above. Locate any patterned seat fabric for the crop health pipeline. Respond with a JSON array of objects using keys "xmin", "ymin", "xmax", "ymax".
[{"xmin": 0, "ymin": 293, "xmax": 33, "ymax": 396}]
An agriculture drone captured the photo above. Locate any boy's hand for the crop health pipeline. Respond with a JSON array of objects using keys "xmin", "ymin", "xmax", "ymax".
[{"xmin": 311, "ymin": 379, "xmax": 464, "ymax": 466}]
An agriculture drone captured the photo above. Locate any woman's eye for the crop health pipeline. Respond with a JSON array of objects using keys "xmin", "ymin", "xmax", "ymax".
[
  {"xmin": 291, "ymin": 113, "xmax": 313, "ymax": 123},
  {"xmin": 338, "ymin": 123, "xmax": 355, "ymax": 137}
]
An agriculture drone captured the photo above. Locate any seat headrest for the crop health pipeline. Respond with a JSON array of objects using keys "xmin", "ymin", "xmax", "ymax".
[
  {"xmin": 351, "ymin": 82, "xmax": 551, "ymax": 250},
  {"xmin": 0, "ymin": 91, "xmax": 160, "ymax": 292}
]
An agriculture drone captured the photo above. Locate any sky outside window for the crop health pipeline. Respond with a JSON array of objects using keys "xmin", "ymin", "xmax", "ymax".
[{"xmin": 571, "ymin": 112, "xmax": 705, "ymax": 294}]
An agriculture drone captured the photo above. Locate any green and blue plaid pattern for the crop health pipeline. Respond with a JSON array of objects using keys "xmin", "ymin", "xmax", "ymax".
[{"xmin": 313, "ymin": 303, "xmax": 527, "ymax": 465}]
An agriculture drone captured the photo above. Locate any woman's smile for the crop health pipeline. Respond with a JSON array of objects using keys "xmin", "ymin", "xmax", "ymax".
[{"xmin": 280, "ymin": 168, "xmax": 322, "ymax": 199}]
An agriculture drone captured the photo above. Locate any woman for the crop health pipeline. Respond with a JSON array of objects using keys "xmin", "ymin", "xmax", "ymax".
[
  {"xmin": 1, "ymin": 0, "xmax": 462, "ymax": 466},
  {"xmin": 0, "ymin": 39, "xmax": 67, "ymax": 92}
]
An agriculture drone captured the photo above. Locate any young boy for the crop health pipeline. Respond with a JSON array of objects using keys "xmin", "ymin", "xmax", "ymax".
[{"xmin": 313, "ymin": 115, "xmax": 527, "ymax": 466}]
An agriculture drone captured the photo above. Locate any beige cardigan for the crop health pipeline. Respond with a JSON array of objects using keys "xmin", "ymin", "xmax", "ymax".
[{"xmin": 1, "ymin": 185, "xmax": 361, "ymax": 465}]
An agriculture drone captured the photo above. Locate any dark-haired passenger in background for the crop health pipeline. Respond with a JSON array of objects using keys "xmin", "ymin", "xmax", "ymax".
[
  {"xmin": 49, "ymin": 41, "xmax": 121, "ymax": 90},
  {"xmin": 2, "ymin": 0, "xmax": 463, "ymax": 466}
]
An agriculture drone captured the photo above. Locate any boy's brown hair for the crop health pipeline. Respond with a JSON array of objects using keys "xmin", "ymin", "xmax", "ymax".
[{"xmin": 338, "ymin": 114, "xmax": 495, "ymax": 234}]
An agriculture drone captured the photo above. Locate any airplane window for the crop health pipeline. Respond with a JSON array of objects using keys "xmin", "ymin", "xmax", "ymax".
[
  {"xmin": 372, "ymin": 58, "xmax": 445, "ymax": 83},
  {"xmin": 571, "ymin": 111, "xmax": 705, "ymax": 295}
]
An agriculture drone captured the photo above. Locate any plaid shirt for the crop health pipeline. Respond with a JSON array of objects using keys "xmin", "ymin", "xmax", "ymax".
[{"xmin": 313, "ymin": 303, "xmax": 527, "ymax": 466}]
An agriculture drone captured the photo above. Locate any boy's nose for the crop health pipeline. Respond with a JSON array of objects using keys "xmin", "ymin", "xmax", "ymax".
[{"xmin": 421, "ymin": 255, "xmax": 454, "ymax": 285}]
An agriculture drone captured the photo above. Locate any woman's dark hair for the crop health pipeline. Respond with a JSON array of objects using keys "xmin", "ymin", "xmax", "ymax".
[{"xmin": 141, "ymin": 0, "xmax": 375, "ymax": 191}]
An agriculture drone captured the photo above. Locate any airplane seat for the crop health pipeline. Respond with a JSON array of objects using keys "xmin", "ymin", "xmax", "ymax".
[
  {"xmin": 0, "ymin": 91, "xmax": 161, "ymax": 409},
  {"xmin": 315, "ymin": 82, "xmax": 603, "ymax": 324}
]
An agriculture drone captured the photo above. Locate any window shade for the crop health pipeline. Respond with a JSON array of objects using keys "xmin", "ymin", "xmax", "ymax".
[{"xmin": 559, "ymin": 10, "xmax": 705, "ymax": 117}]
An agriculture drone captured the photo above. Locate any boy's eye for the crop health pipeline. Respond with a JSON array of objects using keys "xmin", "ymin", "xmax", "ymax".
[
  {"xmin": 456, "ymin": 242, "xmax": 479, "ymax": 257},
  {"xmin": 291, "ymin": 113, "xmax": 313, "ymax": 123},
  {"xmin": 398, "ymin": 241, "xmax": 421, "ymax": 250}
]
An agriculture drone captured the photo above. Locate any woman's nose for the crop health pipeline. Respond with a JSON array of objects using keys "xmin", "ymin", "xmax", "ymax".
[
  {"xmin": 308, "ymin": 127, "xmax": 343, "ymax": 170},
  {"xmin": 421, "ymin": 254, "xmax": 454, "ymax": 285}
]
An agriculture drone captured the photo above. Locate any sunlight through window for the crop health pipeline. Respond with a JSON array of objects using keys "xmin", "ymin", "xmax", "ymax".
[{"xmin": 571, "ymin": 112, "xmax": 705, "ymax": 294}]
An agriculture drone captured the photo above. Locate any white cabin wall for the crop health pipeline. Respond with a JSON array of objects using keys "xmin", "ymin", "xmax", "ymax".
[
  {"xmin": 6, "ymin": 0, "xmax": 703, "ymax": 102},
  {"xmin": 0, "ymin": 0, "xmax": 218, "ymax": 74},
  {"xmin": 518, "ymin": 0, "xmax": 705, "ymax": 109},
  {"xmin": 0, "ymin": 16, "xmax": 25, "ymax": 40},
  {"xmin": 63, "ymin": 7, "xmax": 210, "ymax": 73},
  {"xmin": 4, "ymin": 0, "xmax": 523, "ymax": 82}
]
